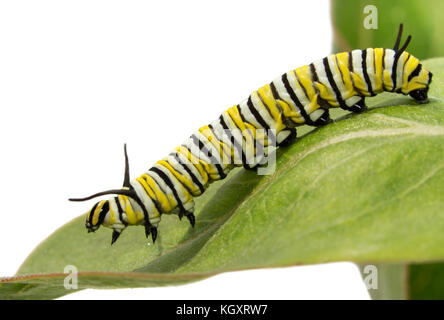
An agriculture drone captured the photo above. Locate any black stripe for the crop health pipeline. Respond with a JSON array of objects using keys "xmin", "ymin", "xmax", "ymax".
[
  {"xmin": 309, "ymin": 63, "xmax": 319, "ymax": 82},
  {"xmin": 148, "ymin": 168, "xmax": 168, "ymax": 195},
  {"xmin": 97, "ymin": 201, "xmax": 109, "ymax": 225},
  {"xmin": 236, "ymin": 104, "xmax": 250, "ymax": 126},
  {"xmin": 391, "ymin": 51, "xmax": 403, "ymax": 92},
  {"xmin": 382, "ymin": 49, "xmax": 386, "ymax": 70},
  {"xmin": 381, "ymin": 49, "xmax": 386, "ymax": 90},
  {"xmin": 220, "ymin": 114, "xmax": 246, "ymax": 167},
  {"xmin": 335, "ymin": 55, "xmax": 345, "ymax": 86},
  {"xmin": 247, "ymin": 96, "xmax": 270, "ymax": 130},
  {"xmin": 361, "ymin": 50, "xmax": 374, "ymax": 95},
  {"xmin": 226, "ymin": 107, "xmax": 249, "ymax": 136},
  {"xmin": 171, "ymin": 152, "xmax": 205, "ymax": 194},
  {"xmin": 347, "ymin": 51, "xmax": 358, "ymax": 93},
  {"xmin": 281, "ymin": 73, "xmax": 312, "ymax": 125},
  {"xmin": 179, "ymin": 143, "xmax": 211, "ymax": 184},
  {"xmin": 271, "ymin": 80, "xmax": 298, "ymax": 123},
  {"xmin": 398, "ymin": 54, "xmax": 411, "ymax": 92},
  {"xmin": 227, "ymin": 105, "xmax": 263, "ymax": 170},
  {"xmin": 163, "ymin": 159, "xmax": 195, "ymax": 195},
  {"xmin": 270, "ymin": 82, "xmax": 282, "ymax": 100},
  {"xmin": 407, "ymin": 63, "xmax": 422, "ymax": 82},
  {"xmin": 137, "ymin": 178, "xmax": 164, "ymax": 215},
  {"xmin": 295, "ymin": 72, "xmax": 310, "ymax": 100},
  {"xmin": 208, "ymin": 123, "xmax": 233, "ymax": 164},
  {"xmin": 236, "ymin": 106, "xmax": 266, "ymax": 162},
  {"xmin": 372, "ymin": 49, "xmax": 376, "ymax": 77},
  {"xmin": 322, "ymin": 57, "xmax": 346, "ymax": 106},
  {"xmin": 348, "ymin": 51, "xmax": 354, "ymax": 72},
  {"xmin": 190, "ymin": 133, "xmax": 226, "ymax": 179},
  {"xmin": 114, "ymin": 196, "xmax": 127, "ymax": 226},
  {"xmin": 247, "ymin": 96, "xmax": 276, "ymax": 145},
  {"xmin": 150, "ymin": 167, "xmax": 185, "ymax": 210},
  {"xmin": 88, "ymin": 202, "xmax": 99, "ymax": 226},
  {"xmin": 255, "ymin": 91, "xmax": 274, "ymax": 121}
]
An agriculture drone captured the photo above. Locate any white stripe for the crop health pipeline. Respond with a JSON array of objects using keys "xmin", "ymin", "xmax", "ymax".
[
  {"xmin": 164, "ymin": 155, "xmax": 202, "ymax": 195},
  {"xmin": 194, "ymin": 129, "xmax": 223, "ymax": 165},
  {"xmin": 144, "ymin": 170, "xmax": 176, "ymax": 210},
  {"xmin": 153, "ymin": 163, "xmax": 189, "ymax": 204},
  {"xmin": 384, "ymin": 49, "xmax": 396, "ymax": 90},
  {"xmin": 351, "ymin": 49, "xmax": 369, "ymax": 93},
  {"xmin": 396, "ymin": 51, "xmax": 409, "ymax": 91},
  {"xmin": 250, "ymin": 91, "xmax": 276, "ymax": 129},
  {"xmin": 313, "ymin": 58, "xmax": 339, "ymax": 105},
  {"xmin": 366, "ymin": 48, "xmax": 377, "ymax": 93},
  {"xmin": 272, "ymin": 76, "xmax": 299, "ymax": 111},
  {"xmin": 286, "ymin": 70, "xmax": 307, "ymax": 113},
  {"xmin": 206, "ymin": 122, "xmax": 235, "ymax": 168},
  {"xmin": 172, "ymin": 150, "xmax": 206, "ymax": 187},
  {"xmin": 106, "ymin": 198, "xmax": 123, "ymax": 227},
  {"xmin": 131, "ymin": 180, "xmax": 160, "ymax": 221},
  {"xmin": 219, "ymin": 112, "xmax": 245, "ymax": 165}
]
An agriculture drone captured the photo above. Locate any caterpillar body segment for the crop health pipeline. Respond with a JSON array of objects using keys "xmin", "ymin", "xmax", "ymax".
[{"xmin": 71, "ymin": 24, "xmax": 432, "ymax": 245}]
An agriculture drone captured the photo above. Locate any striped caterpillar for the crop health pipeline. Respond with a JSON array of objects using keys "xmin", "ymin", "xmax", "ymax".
[{"xmin": 70, "ymin": 24, "xmax": 432, "ymax": 245}]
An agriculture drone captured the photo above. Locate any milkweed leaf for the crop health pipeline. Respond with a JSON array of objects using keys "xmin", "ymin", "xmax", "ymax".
[{"xmin": 1, "ymin": 58, "xmax": 444, "ymax": 299}]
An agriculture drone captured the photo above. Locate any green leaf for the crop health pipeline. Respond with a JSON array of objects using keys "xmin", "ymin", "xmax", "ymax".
[
  {"xmin": 331, "ymin": 0, "xmax": 444, "ymax": 59},
  {"xmin": 1, "ymin": 58, "xmax": 444, "ymax": 299}
]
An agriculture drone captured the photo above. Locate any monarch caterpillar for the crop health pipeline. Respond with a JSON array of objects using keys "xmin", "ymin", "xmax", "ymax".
[{"xmin": 70, "ymin": 24, "xmax": 432, "ymax": 245}]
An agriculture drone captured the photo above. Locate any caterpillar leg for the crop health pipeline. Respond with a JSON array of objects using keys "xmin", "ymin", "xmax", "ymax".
[
  {"xmin": 242, "ymin": 147, "xmax": 267, "ymax": 171},
  {"xmin": 144, "ymin": 223, "xmax": 158, "ymax": 243},
  {"xmin": 343, "ymin": 96, "xmax": 367, "ymax": 113},
  {"xmin": 311, "ymin": 109, "xmax": 332, "ymax": 127},
  {"xmin": 178, "ymin": 200, "xmax": 196, "ymax": 227},
  {"xmin": 111, "ymin": 227, "xmax": 125, "ymax": 245},
  {"xmin": 178, "ymin": 209, "xmax": 196, "ymax": 227},
  {"xmin": 111, "ymin": 229, "xmax": 121, "ymax": 245},
  {"xmin": 276, "ymin": 128, "xmax": 297, "ymax": 147}
]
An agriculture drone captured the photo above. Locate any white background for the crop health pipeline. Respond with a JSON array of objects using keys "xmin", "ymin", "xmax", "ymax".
[{"xmin": 0, "ymin": 0, "xmax": 370, "ymax": 299}]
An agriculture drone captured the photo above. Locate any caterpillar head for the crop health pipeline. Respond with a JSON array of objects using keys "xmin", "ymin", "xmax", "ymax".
[
  {"xmin": 85, "ymin": 199, "xmax": 110, "ymax": 233},
  {"xmin": 392, "ymin": 24, "xmax": 433, "ymax": 103},
  {"xmin": 70, "ymin": 144, "xmax": 156, "ymax": 244},
  {"xmin": 405, "ymin": 61, "xmax": 433, "ymax": 103}
]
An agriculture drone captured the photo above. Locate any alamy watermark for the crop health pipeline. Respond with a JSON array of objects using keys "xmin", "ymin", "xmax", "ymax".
[
  {"xmin": 363, "ymin": 5, "xmax": 378, "ymax": 30},
  {"xmin": 64, "ymin": 265, "xmax": 78, "ymax": 290},
  {"xmin": 176, "ymin": 128, "xmax": 277, "ymax": 175},
  {"xmin": 362, "ymin": 264, "xmax": 378, "ymax": 290}
]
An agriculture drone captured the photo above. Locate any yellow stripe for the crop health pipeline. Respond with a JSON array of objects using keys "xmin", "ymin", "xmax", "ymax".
[
  {"xmin": 383, "ymin": 69, "xmax": 393, "ymax": 91},
  {"xmin": 334, "ymin": 52, "xmax": 354, "ymax": 96},
  {"xmin": 140, "ymin": 174, "xmax": 175, "ymax": 212},
  {"xmin": 199, "ymin": 125, "xmax": 231, "ymax": 164},
  {"xmin": 156, "ymin": 160, "xmax": 193, "ymax": 201},
  {"xmin": 175, "ymin": 145, "xmax": 209, "ymax": 185},
  {"xmin": 295, "ymin": 66, "xmax": 317, "ymax": 99},
  {"xmin": 351, "ymin": 71, "xmax": 370, "ymax": 96},
  {"xmin": 92, "ymin": 200, "xmax": 105, "ymax": 226},
  {"xmin": 373, "ymin": 48, "xmax": 384, "ymax": 92},
  {"xmin": 255, "ymin": 88, "xmax": 286, "ymax": 132},
  {"xmin": 121, "ymin": 195, "xmax": 139, "ymax": 225},
  {"xmin": 136, "ymin": 177, "xmax": 156, "ymax": 199},
  {"xmin": 294, "ymin": 67, "xmax": 331, "ymax": 111},
  {"xmin": 226, "ymin": 107, "xmax": 255, "ymax": 146},
  {"xmin": 224, "ymin": 107, "xmax": 258, "ymax": 161},
  {"xmin": 403, "ymin": 56, "xmax": 421, "ymax": 91},
  {"xmin": 276, "ymin": 99, "xmax": 304, "ymax": 124}
]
